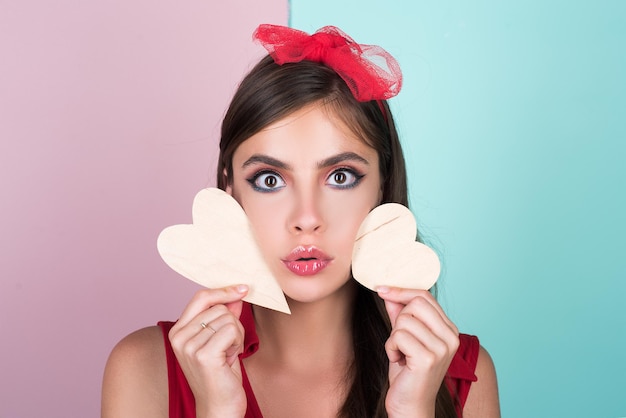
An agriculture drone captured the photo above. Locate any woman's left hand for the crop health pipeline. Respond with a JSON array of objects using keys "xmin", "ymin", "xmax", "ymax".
[{"xmin": 377, "ymin": 287, "xmax": 460, "ymax": 418}]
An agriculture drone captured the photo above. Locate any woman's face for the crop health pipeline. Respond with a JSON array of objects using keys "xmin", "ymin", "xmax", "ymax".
[{"xmin": 228, "ymin": 103, "xmax": 382, "ymax": 306}]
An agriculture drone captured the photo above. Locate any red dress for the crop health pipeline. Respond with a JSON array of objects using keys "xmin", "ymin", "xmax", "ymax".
[{"xmin": 158, "ymin": 303, "xmax": 478, "ymax": 418}]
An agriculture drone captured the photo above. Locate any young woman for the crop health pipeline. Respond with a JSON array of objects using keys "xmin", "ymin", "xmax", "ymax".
[{"xmin": 102, "ymin": 25, "xmax": 500, "ymax": 418}]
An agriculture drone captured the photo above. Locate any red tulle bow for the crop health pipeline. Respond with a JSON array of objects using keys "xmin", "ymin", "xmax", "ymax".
[{"xmin": 253, "ymin": 24, "xmax": 403, "ymax": 102}]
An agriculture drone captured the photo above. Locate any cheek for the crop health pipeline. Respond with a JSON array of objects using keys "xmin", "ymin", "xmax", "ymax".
[
  {"xmin": 241, "ymin": 199, "xmax": 285, "ymax": 251},
  {"xmin": 327, "ymin": 193, "xmax": 379, "ymax": 244}
]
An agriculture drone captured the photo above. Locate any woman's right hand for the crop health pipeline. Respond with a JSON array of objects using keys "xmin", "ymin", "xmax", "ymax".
[{"xmin": 168, "ymin": 285, "xmax": 249, "ymax": 418}]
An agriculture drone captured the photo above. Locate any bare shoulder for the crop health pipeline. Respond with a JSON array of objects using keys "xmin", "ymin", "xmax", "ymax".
[
  {"xmin": 463, "ymin": 344, "xmax": 501, "ymax": 418},
  {"xmin": 101, "ymin": 325, "xmax": 169, "ymax": 418}
]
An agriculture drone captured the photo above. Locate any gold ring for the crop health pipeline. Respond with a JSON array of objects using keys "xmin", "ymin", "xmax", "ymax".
[{"xmin": 200, "ymin": 322, "xmax": 216, "ymax": 333}]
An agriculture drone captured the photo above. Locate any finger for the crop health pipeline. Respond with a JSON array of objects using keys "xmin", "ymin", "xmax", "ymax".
[
  {"xmin": 400, "ymin": 296, "xmax": 459, "ymax": 340},
  {"xmin": 379, "ymin": 287, "xmax": 434, "ymax": 327},
  {"xmin": 383, "ymin": 299, "xmax": 404, "ymax": 327},
  {"xmin": 392, "ymin": 312, "xmax": 456, "ymax": 361},
  {"xmin": 180, "ymin": 320, "xmax": 220, "ymax": 362},
  {"xmin": 198, "ymin": 305, "xmax": 244, "ymax": 337},
  {"xmin": 213, "ymin": 319, "xmax": 246, "ymax": 366},
  {"xmin": 193, "ymin": 318, "xmax": 246, "ymax": 367},
  {"xmin": 224, "ymin": 299, "xmax": 245, "ymax": 320},
  {"xmin": 175, "ymin": 307, "xmax": 246, "ymax": 366},
  {"xmin": 387, "ymin": 328, "xmax": 444, "ymax": 374},
  {"xmin": 386, "ymin": 321, "xmax": 455, "ymax": 375},
  {"xmin": 378, "ymin": 287, "xmax": 457, "ymax": 333},
  {"xmin": 170, "ymin": 303, "xmax": 232, "ymax": 347},
  {"xmin": 175, "ymin": 285, "xmax": 248, "ymax": 328},
  {"xmin": 386, "ymin": 327, "xmax": 427, "ymax": 366},
  {"xmin": 377, "ymin": 286, "xmax": 434, "ymax": 306},
  {"xmin": 170, "ymin": 299, "xmax": 246, "ymax": 358}
]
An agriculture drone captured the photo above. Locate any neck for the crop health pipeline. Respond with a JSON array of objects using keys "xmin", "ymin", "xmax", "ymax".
[{"xmin": 251, "ymin": 280, "xmax": 357, "ymax": 369}]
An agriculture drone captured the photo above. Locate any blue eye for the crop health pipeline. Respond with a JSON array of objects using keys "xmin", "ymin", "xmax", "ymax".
[
  {"xmin": 326, "ymin": 168, "xmax": 363, "ymax": 189},
  {"xmin": 247, "ymin": 171, "xmax": 286, "ymax": 192}
]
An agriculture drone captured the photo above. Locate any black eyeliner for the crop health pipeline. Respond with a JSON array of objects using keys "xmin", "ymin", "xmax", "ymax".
[
  {"xmin": 328, "ymin": 167, "xmax": 365, "ymax": 189},
  {"xmin": 246, "ymin": 169, "xmax": 285, "ymax": 193}
]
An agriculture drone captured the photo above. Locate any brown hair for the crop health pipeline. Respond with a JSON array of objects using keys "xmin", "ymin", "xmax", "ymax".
[{"xmin": 217, "ymin": 55, "xmax": 458, "ymax": 418}]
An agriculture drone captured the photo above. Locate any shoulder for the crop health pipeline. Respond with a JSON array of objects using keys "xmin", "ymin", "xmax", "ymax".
[
  {"xmin": 462, "ymin": 344, "xmax": 501, "ymax": 418},
  {"xmin": 101, "ymin": 325, "xmax": 169, "ymax": 418}
]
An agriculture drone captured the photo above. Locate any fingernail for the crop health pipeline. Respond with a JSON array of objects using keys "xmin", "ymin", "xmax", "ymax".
[
  {"xmin": 376, "ymin": 286, "xmax": 390, "ymax": 294},
  {"xmin": 236, "ymin": 284, "xmax": 249, "ymax": 294}
]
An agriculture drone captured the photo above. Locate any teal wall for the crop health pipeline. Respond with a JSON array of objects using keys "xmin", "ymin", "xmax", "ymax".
[{"xmin": 292, "ymin": 2, "xmax": 625, "ymax": 417}]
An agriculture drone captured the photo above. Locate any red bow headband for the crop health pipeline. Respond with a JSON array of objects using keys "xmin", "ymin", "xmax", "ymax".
[{"xmin": 253, "ymin": 24, "xmax": 403, "ymax": 102}]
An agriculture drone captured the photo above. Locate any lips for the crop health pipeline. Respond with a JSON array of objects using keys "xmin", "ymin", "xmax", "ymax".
[{"xmin": 282, "ymin": 245, "xmax": 332, "ymax": 276}]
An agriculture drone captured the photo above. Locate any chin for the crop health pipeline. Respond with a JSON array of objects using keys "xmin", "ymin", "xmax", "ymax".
[{"xmin": 279, "ymin": 276, "xmax": 356, "ymax": 306}]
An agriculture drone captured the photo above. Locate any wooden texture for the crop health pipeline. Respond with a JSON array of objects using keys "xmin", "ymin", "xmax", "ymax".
[
  {"xmin": 157, "ymin": 188, "xmax": 290, "ymax": 314},
  {"xmin": 158, "ymin": 189, "xmax": 440, "ymax": 315},
  {"xmin": 352, "ymin": 203, "xmax": 440, "ymax": 291}
]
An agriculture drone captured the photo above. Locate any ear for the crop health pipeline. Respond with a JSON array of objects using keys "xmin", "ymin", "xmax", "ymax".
[{"xmin": 222, "ymin": 169, "xmax": 233, "ymax": 195}]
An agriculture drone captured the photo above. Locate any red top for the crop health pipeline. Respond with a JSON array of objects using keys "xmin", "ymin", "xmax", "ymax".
[{"xmin": 158, "ymin": 303, "xmax": 478, "ymax": 418}]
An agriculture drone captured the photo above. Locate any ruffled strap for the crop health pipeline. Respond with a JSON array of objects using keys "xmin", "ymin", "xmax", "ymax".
[{"xmin": 445, "ymin": 333, "xmax": 480, "ymax": 416}]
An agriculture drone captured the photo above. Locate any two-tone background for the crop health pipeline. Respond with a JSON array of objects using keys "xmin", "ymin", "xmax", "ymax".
[{"xmin": 1, "ymin": 1, "xmax": 624, "ymax": 417}]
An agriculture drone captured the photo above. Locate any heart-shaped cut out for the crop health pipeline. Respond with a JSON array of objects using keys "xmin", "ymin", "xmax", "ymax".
[
  {"xmin": 157, "ymin": 188, "xmax": 290, "ymax": 314},
  {"xmin": 158, "ymin": 190, "xmax": 439, "ymax": 315},
  {"xmin": 352, "ymin": 203, "xmax": 440, "ymax": 291}
]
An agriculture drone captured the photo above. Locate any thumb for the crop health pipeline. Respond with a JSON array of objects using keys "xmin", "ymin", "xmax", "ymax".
[
  {"xmin": 383, "ymin": 299, "xmax": 404, "ymax": 327},
  {"xmin": 224, "ymin": 285, "xmax": 248, "ymax": 319},
  {"xmin": 225, "ymin": 299, "xmax": 244, "ymax": 319}
]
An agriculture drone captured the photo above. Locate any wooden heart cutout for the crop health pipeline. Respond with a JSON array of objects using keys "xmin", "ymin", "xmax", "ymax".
[
  {"xmin": 158, "ymin": 190, "xmax": 438, "ymax": 315},
  {"xmin": 352, "ymin": 203, "xmax": 440, "ymax": 291},
  {"xmin": 157, "ymin": 188, "xmax": 291, "ymax": 314}
]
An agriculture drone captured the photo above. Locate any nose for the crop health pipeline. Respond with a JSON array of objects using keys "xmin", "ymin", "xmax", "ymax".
[{"xmin": 287, "ymin": 188, "xmax": 325, "ymax": 235}]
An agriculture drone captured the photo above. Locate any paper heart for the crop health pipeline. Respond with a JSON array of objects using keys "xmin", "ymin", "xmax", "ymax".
[
  {"xmin": 352, "ymin": 203, "xmax": 440, "ymax": 291},
  {"xmin": 157, "ymin": 188, "xmax": 290, "ymax": 314}
]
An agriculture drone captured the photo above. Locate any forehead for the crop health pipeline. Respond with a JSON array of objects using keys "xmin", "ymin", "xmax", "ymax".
[{"xmin": 232, "ymin": 103, "xmax": 378, "ymax": 166}]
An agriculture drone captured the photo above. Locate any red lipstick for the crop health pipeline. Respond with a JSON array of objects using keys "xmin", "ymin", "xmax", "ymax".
[{"xmin": 282, "ymin": 246, "xmax": 331, "ymax": 276}]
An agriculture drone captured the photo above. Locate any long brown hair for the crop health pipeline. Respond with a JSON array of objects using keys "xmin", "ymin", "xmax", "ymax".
[{"xmin": 217, "ymin": 56, "xmax": 458, "ymax": 418}]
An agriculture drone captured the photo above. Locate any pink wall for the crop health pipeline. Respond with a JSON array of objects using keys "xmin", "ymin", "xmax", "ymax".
[{"xmin": 0, "ymin": 2, "xmax": 287, "ymax": 416}]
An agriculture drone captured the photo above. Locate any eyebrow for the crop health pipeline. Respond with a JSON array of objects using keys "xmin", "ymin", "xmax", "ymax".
[
  {"xmin": 242, "ymin": 152, "xmax": 370, "ymax": 171},
  {"xmin": 242, "ymin": 154, "xmax": 291, "ymax": 170},
  {"xmin": 317, "ymin": 152, "xmax": 370, "ymax": 168}
]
